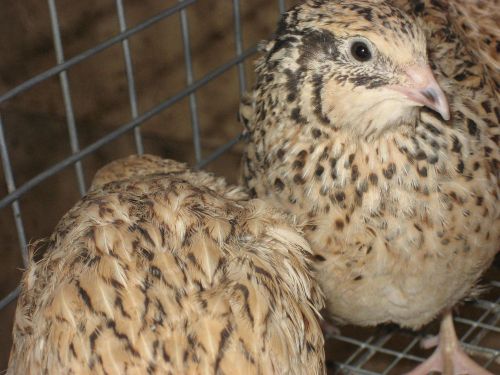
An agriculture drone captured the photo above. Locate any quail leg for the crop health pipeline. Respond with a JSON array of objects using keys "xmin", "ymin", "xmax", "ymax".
[{"xmin": 405, "ymin": 311, "xmax": 493, "ymax": 375}]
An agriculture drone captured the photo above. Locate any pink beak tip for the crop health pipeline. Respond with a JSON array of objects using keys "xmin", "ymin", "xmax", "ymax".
[
  {"xmin": 399, "ymin": 64, "xmax": 451, "ymax": 122},
  {"xmin": 422, "ymin": 87, "xmax": 450, "ymax": 121}
]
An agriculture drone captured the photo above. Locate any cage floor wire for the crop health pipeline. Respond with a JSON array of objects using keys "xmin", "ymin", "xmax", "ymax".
[{"xmin": 0, "ymin": 0, "xmax": 498, "ymax": 373}]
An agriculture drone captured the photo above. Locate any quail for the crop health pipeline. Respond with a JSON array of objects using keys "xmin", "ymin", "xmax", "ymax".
[
  {"xmin": 241, "ymin": 1, "xmax": 499, "ymax": 374},
  {"xmin": 8, "ymin": 155, "xmax": 325, "ymax": 375}
]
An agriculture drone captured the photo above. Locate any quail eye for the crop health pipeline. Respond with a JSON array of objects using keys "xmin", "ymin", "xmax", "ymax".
[{"xmin": 350, "ymin": 41, "xmax": 372, "ymax": 62}]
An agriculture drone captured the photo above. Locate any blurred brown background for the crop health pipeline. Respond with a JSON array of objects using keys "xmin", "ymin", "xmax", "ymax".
[{"xmin": 0, "ymin": 0, "xmax": 301, "ymax": 369}]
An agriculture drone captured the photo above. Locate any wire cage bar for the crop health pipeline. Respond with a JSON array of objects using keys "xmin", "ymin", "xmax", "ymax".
[
  {"xmin": 115, "ymin": 0, "xmax": 145, "ymax": 155},
  {"xmin": 179, "ymin": 1, "xmax": 203, "ymax": 164},
  {"xmin": 0, "ymin": 0, "xmax": 498, "ymax": 373},
  {"xmin": 48, "ymin": 0, "xmax": 87, "ymax": 196},
  {"xmin": 0, "ymin": 114, "xmax": 28, "ymax": 266}
]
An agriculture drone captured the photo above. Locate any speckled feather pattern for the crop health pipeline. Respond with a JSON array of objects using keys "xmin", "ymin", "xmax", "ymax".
[
  {"xmin": 8, "ymin": 155, "xmax": 325, "ymax": 375},
  {"xmin": 241, "ymin": 0, "xmax": 499, "ymax": 329},
  {"xmin": 449, "ymin": 0, "xmax": 499, "ymax": 90}
]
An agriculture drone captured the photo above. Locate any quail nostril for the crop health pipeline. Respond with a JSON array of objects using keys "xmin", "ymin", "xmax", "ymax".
[{"xmin": 421, "ymin": 89, "xmax": 437, "ymax": 103}]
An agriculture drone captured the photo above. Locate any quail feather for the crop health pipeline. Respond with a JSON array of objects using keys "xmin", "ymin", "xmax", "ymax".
[
  {"xmin": 240, "ymin": 1, "xmax": 499, "ymax": 374},
  {"xmin": 8, "ymin": 155, "xmax": 325, "ymax": 375}
]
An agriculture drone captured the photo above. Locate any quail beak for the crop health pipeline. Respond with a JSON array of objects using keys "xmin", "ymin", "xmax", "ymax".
[{"xmin": 390, "ymin": 64, "xmax": 450, "ymax": 121}]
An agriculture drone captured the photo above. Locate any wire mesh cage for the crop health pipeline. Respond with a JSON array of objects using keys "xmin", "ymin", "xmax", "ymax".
[{"xmin": 0, "ymin": 0, "xmax": 498, "ymax": 373}]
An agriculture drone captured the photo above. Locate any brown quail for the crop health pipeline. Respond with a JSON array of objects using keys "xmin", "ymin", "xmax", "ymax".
[
  {"xmin": 241, "ymin": 1, "xmax": 499, "ymax": 374},
  {"xmin": 8, "ymin": 155, "xmax": 325, "ymax": 375}
]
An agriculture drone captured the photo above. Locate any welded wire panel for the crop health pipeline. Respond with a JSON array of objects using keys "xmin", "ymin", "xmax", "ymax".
[
  {"xmin": 0, "ymin": 0, "xmax": 198, "ymax": 105},
  {"xmin": 0, "ymin": 43, "xmax": 257, "ymax": 213}
]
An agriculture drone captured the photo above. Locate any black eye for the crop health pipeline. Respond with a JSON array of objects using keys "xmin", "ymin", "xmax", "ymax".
[{"xmin": 351, "ymin": 41, "xmax": 372, "ymax": 62}]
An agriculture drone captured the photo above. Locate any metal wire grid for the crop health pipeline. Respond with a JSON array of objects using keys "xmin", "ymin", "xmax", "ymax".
[
  {"xmin": 0, "ymin": 0, "xmax": 265, "ymax": 309},
  {"xmin": 0, "ymin": 1, "xmax": 498, "ymax": 374}
]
